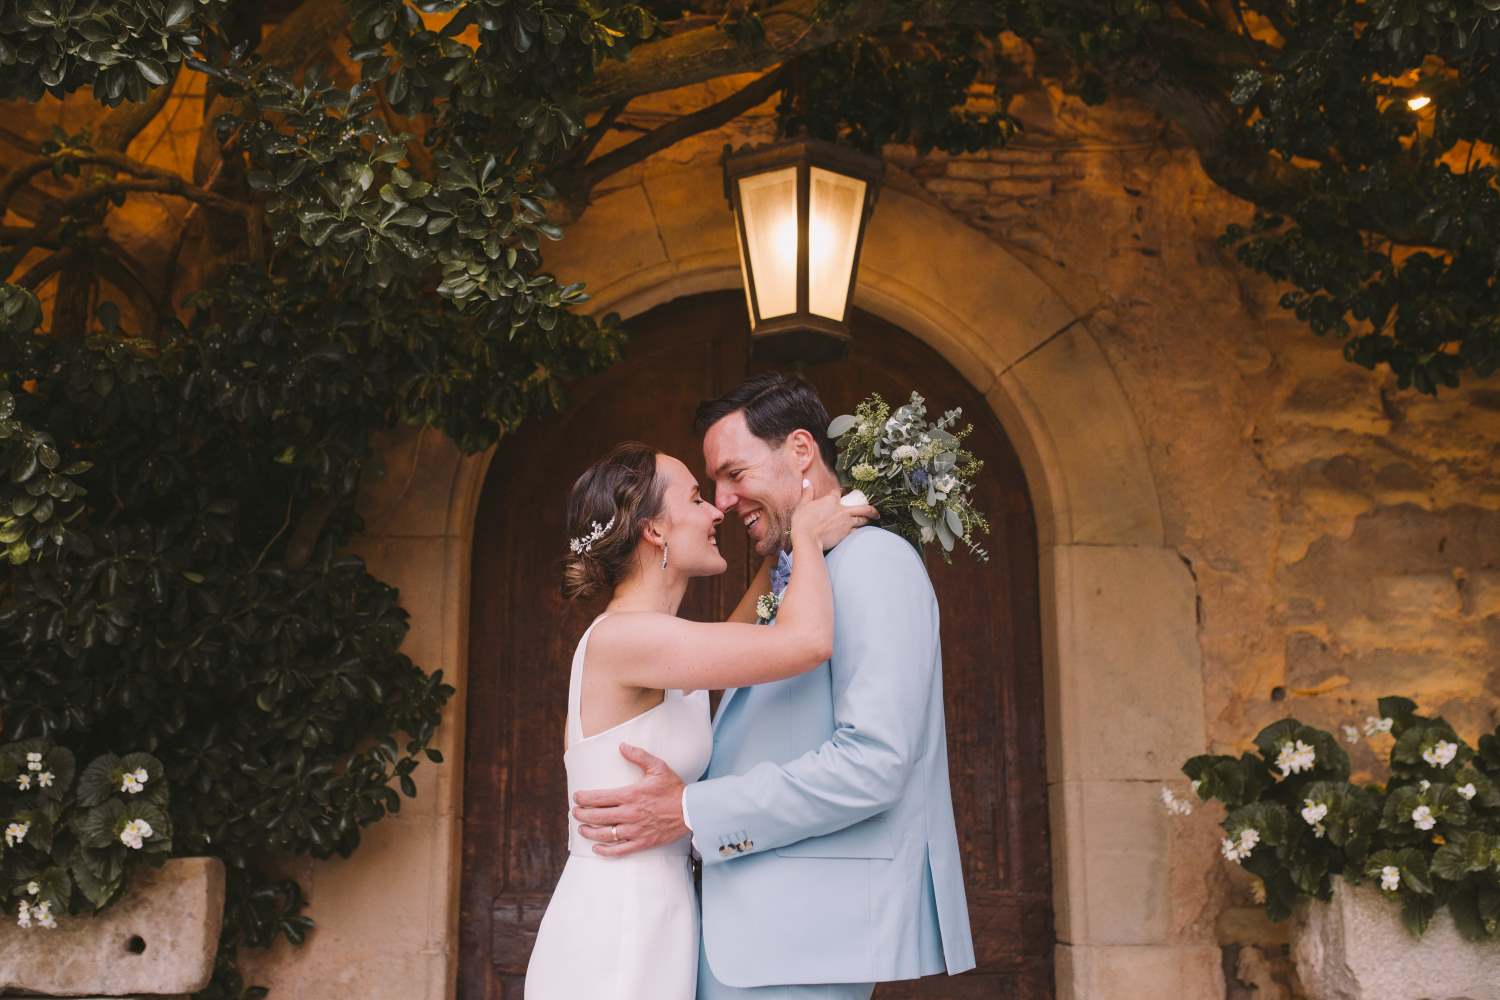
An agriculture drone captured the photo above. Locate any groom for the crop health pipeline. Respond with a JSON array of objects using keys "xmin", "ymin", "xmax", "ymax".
[{"xmin": 572, "ymin": 372, "xmax": 975, "ymax": 998}]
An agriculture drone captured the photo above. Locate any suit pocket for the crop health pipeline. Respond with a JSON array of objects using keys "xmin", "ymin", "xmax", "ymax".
[{"xmin": 774, "ymin": 813, "xmax": 894, "ymax": 859}]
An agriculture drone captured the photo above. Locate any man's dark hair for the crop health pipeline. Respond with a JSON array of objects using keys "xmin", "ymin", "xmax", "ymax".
[{"xmin": 694, "ymin": 372, "xmax": 838, "ymax": 471}]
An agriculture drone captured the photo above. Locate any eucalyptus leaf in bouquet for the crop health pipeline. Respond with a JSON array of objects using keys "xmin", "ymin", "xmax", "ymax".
[{"xmin": 827, "ymin": 391, "xmax": 989, "ymax": 563}]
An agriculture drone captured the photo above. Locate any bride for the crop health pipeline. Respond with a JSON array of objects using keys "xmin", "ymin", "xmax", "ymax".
[{"xmin": 524, "ymin": 440, "xmax": 875, "ymax": 1000}]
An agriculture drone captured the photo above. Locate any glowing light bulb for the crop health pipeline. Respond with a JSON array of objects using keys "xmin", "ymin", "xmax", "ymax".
[{"xmin": 1407, "ymin": 95, "xmax": 1432, "ymax": 111}]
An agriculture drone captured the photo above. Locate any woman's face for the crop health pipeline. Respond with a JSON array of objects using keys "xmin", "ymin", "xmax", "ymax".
[{"xmin": 652, "ymin": 454, "xmax": 727, "ymax": 578}]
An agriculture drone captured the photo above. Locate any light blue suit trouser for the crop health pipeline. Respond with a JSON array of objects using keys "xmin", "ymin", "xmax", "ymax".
[{"xmin": 697, "ymin": 931, "xmax": 875, "ymax": 1000}]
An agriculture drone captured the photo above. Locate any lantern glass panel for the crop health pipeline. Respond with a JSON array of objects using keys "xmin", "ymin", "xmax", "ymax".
[
  {"xmin": 808, "ymin": 167, "xmax": 867, "ymax": 321},
  {"xmin": 736, "ymin": 167, "xmax": 798, "ymax": 319}
]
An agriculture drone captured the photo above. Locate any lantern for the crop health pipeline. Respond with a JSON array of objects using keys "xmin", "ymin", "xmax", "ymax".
[{"xmin": 722, "ymin": 138, "xmax": 884, "ymax": 363}]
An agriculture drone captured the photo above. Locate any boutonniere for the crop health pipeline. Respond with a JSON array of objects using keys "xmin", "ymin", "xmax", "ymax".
[{"xmin": 755, "ymin": 591, "xmax": 781, "ymax": 625}]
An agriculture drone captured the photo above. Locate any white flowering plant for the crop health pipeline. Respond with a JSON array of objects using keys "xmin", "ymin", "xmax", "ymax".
[
  {"xmin": 0, "ymin": 740, "xmax": 171, "ymax": 929},
  {"xmin": 827, "ymin": 392, "xmax": 989, "ymax": 563},
  {"xmin": 1181, "ymin": 696, "xmax": 1500, "ymax": 940}
]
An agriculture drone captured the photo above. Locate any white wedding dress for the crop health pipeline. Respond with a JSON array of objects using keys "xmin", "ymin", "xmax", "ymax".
[{"xmin": 525, "ymin": 614, "xmax": 713, "ymax": 999}]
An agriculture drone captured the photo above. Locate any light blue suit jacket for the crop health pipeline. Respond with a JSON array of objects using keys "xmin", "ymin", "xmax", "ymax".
[{"xmin": 685, "ymin": 525, "xmax": 976, "ymax": 988}]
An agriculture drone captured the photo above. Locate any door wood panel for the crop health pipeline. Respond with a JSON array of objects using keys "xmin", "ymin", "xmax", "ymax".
[{"xmin": 459, "ymin": 292, "xmax": 1053, "ymax": 998}]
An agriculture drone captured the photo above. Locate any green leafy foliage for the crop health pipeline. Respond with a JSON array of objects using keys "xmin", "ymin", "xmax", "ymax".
[
  {"xmin": 1188, "ymin": 699, "xmax": 1500, "ymax": 939},
  {"xmin": 777, "ymin": 29, "xmax": 1018, "ymax": 155},
  {"xmin": 0, "ymin": 0, "xmax": 223, "ymax": 103},
  {"xmin": 0, "ymin": 3, "xmax": 631, "ymax": 995},
  {"xmin": 0, "ymin": 739, "xmax": 170, "ymax": 919}
]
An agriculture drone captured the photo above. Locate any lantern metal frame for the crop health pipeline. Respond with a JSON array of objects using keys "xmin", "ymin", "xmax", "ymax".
[{"xmin": 722, "ymin": 137, "xmax": 885, "ymax": 364}]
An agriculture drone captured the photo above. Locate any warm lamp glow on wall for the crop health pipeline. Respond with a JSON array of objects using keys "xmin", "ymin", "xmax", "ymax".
[{"xmin": 722, "ymin": 138, "xmax": 885, "ymax": 363}]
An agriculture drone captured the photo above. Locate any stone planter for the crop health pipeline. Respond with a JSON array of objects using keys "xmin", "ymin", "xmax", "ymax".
[
  {"xmin": 0, "ymin": 856, "xmax": 224, "ymax": 997},
  {"xmin": 1293, "ymin": 875, "xmax": 1500, "ymax": 1000}
]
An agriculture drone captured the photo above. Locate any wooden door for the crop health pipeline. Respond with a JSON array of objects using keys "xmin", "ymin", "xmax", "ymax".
[{"xmin": 459, "ymin": 292, "xmax": 1053, "ymax": 999}]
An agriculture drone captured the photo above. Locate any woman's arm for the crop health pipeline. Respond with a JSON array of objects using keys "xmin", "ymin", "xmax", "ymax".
[
  {"xmin": 726, "ymin": 556, "xmax": 773, "ymax": 624},
  {"xmin": 593, "ymin": 490, "xmax": 874, "ymax": 691}
]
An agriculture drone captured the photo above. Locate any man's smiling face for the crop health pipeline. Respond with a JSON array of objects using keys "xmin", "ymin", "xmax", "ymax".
[{"xmin": 702, "ymin": 410, "xmax": 802, "ymax": 558}]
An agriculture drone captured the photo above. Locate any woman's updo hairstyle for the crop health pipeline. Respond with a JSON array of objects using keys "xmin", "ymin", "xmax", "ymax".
[{"xmin": 562, "ymin": 441, "xmax": 667, "ymax": 600}]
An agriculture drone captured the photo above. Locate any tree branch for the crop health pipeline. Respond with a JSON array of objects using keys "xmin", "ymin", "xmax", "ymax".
[
  {"xmin": 94, "ymin": 236, "xmax": 169, "ymax": 332},
  {"xmin": 580, "ymin": 66, "xmax": 786, "ymax": 190},
  {"xmin": 568, "ymin": 102, "xmax": 628, "ymax": 172},
  {"xmin": 15, "ymin": 246, "xmax": 77, "ymax": 290},
  {"xmin": 0, "ymin": 173, "xmax": 250, "ymax": 282},
  {"xmin": 58, "ymin": 178, "xmax": 251, "ymax": 217},
  {"xmin": 580, "ymin": 0, "xmax": 1001, "ymax": 111},
  {"xmin": 1112, "ymin": 53, "xmax": 1442, "ymax": 248},
  {"xmin": 1, "ymin": 150, "xmax": 246, "ymax": 221},
  {"xmin": 96, "ymin": 69, "xmax": 178, "ymax": 151}
]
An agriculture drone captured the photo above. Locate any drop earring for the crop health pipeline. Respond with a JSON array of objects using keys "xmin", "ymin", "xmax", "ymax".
[{"xmin": 661, "ymin": 541, "xmax": 669, "ymax": 570}]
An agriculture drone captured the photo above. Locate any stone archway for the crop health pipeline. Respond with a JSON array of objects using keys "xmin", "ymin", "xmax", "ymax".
[{"xmin": 251, "ymin": 162, "xmax": 1221, "ymax": 1000}]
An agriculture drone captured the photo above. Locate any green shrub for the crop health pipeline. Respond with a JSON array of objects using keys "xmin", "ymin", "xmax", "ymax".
[{"xmin": 1185, "ymin": 696, "xmax": 1500, "ymax": 938}]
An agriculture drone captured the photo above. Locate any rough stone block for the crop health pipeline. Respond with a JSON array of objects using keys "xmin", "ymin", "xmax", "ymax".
[
  {"xmin": 923, "ymin": 177, "xmax": 988, "ymax": 198},
  {"xmin": 1056, "ymin": 942, "xmax": 1225, "ymax": 999},
  {"xmin": 0, "ymin": 857, "xmax": 224, "ymax": 996},
  {"xmin": 1050, "ymin": 779, "xmax": 1174, "ymax": 946},
  {"xmin": 989, "ymin": 146, "xmax": 1058, "ymax": 165},
  {"xmin": 1294, "ymin": 877, "xmax": 1500, "ymax": 1000},
  {"xmin": 945, "ymin": 159, "xmax": 1013, "ymax": 181},
  {"xmin": 1043, "ymin": 545, "xmax": 1205, "ymax": 782},
  {"xmin": 989, "ymin": 178, "xmax": 1055, "ymax": 199},
  {"xmin": 994, "ymin": 322, "xmax": 1164, "ymax": 547}
]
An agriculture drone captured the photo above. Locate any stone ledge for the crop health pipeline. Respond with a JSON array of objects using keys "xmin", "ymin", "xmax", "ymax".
[
  {"xmin": 1294, "ymin": 876, "xmax": 1500, "ymax": 1000},
  {"xmin": 0, "ymin": 857, "xmax": 224, "ymax": 997}
]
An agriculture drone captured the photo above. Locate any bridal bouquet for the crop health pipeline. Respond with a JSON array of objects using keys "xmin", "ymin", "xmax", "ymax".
[{"xmin": 828, "ymin": 391, "xmax": 989, "ymax": 563}]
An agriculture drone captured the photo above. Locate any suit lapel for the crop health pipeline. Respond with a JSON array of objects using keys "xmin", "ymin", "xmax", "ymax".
[{"xmin": 712, "ymin": 686, "xmax": 741, "ymax": 733}]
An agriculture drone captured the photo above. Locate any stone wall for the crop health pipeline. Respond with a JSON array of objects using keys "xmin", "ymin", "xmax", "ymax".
[{"xmin": 900, "ymin": 87, "xmax": 1500, "ymax": 997}]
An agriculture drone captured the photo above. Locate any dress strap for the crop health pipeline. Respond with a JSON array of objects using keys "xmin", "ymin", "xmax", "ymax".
[{"xmin": 566, "ymin": 613, "xmax": 609, "ymax": 748}]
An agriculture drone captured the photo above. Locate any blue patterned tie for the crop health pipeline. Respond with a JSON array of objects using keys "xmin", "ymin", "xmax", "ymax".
[{"xmin": 771, "ymin": 549, "xmax": 793, "ymax": 595}]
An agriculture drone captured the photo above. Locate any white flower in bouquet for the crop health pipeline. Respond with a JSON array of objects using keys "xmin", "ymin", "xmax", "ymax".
[
  {"xmin": 36, "ymin": 771, "xmax": 52, "ymax": 788},
  {"xmin": 1458, "ymin": 782, "xmax": 1477, "ymax": 800},
  {"xmin": 33, "ymin": 901, "xmax": 55, "ymax": 929},
  {"xmin": 1410, "ymin": 805, "xmax": 1436, "ymax": 831},
  {"xmin": 4, "ymin": 821, "xmax": 28, "ymax": 847},
  {"xmin": 16, "ymin": 900, "xmax": 30, "ymax": 929},
  {"xmin": 1421, "ymin": 740, "xmax": 1457, "ymax": 768},
  {"xmin": 1364, "ymin": 716, "xmax": 1393, "ymax": 736},
  {"xmin": 1380, "ymin": 865, "xmax": 1401, "ymax": 892},
  {"xmin": 15, "ymin": 773, "xmax": 29, "ymax": 791},
  {"xmin": 120, "ymin": 767, "xmax": 149, "ymax": 794},
  {"xmin": 119, "ymin": 818, "xmax": 154, "ymax": 850},
  {"xmin": 24, "ymin": 752, "xmax": 42, "ymax": 772},
  {"xmin": 25, "ymin": 881, "xmax": 39, "ymax": 896},
  {"xmin": 1275, "ymin": 739, "xmax": 1316, "ymax": 777},
  {"xmin": 1342, "ymin": 725, "xmax": 1361, "ymax": 744}
]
